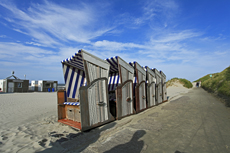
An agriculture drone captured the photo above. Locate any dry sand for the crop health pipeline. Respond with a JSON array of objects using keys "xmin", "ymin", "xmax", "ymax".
[{"xmin": 0, "ymin": 82, "xmax": 193, "ymax": 153}]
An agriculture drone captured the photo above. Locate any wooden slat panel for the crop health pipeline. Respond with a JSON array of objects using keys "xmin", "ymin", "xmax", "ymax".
[
  {"xmin": 80, "ymin": 78, "xmax": 110, "ymax": 131},
  {"xmin": 152, "ymin": 83, "xmax": 156, "ymax": 105},
  {"xmin": 139, "ymin": 82, "xmax": 143, "ymax": 110},
  {"xmin": 57, "ymin": 90, "xmax": 65, "ymax": 104},
  {"xmin": 159, "ymin": 81, "xmax": 162, "ymax": 103},
  {"xmin": 138, "ymin": 71, "xmax": 142, "ymax": 83},
  {"xmin": 58, "ymin": 105, "xmax": 66, "ymax": 120},
  {"xmin": 121, "ymin": 83, "xmax": 128, "ymax": 116},
  {"xmin": 120, "ymin": 66, "xmax": 127, "ymax": 83},
  {"xmin": 148, "ymin": 82, "xmax": 155, "ymax": 107},
  {"xmin": 116, "ymin": 80, "xmax": 134, "ymax": 119},
  {"xmin": 102, "ymin": 79, "xmax": 108, "ymax": 121},
  {"xmin": 129, "ymin": 82, "xmax": 133, "ymax": 113},
  {"xmin": 149, "ymin": 83, "xmax": 153, "ymax": 107},
  {"xmin": 135, "ymin": 81, "xmax": 147, "ymax": 113},
  {"xmin": 117, "ymin": 57, "xmax": 134, "ymax": 73},
  {"xmin": 57, "ymin": 90, "xmax": 66, "ymax": 120},
  {"xmin": 81, "ymin": 50, "xmax": 110, "ymax": 70},
  {"xmin": 88, "ymin": 82, "xmax": 98, "ymax": 125},
  {"xmin": 128, "ymin": 72, "xmax": 133, "ymax": 80},
  {"xmin": 58, "ymin": 119, "xmax": 81, "ymax": 130},
  {"xmin": 142, "ymin": 83, "xmax": 146, "ymax": 109}
]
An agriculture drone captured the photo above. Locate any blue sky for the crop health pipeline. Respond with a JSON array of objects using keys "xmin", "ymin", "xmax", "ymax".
[{"xmin": 0, "ymin": 0, "xmax": 230, "ymax": 83}]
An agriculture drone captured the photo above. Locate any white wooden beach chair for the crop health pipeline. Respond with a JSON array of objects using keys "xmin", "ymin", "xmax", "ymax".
[
  {"xmin": 144, "ymin": 66, "xmax": 156, "ymax": 107},
  {"xmin": 57, "ymin": 49, "xmax": 114, "ymax": 131},
  {"xmin": 160, "ymin": 71, "xmax": 167, "ymax": 102},
  {"xmin": 129, "ymin": 62, "xmax": 147, "ymax": 113},
  {"xmin": 152, "ymin": 68, "xmax": 162, "ymax": 104},
  {"xmin": 105, "ymin": 56, "xmax": 135, "ymax": 119}
]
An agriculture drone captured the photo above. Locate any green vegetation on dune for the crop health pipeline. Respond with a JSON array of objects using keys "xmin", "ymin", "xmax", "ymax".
[
  {"xmin": 167, "ymin": 78, "xmax": 193, "ymax": 88},
  {"xmin": 196, "ymin": 66, "xmax": 230, "ymax": 106},
  {"xmin": 194, "ymin": 73, "xmax": 218, "ymax": 83}
]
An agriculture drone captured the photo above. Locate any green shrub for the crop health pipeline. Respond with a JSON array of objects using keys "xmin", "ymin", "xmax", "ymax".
[
  {"xmin": 179, "ymin": 79, "xmax": 193, "ymax": 88},
  {"xmin": 226, "ymin": 67, "xmax": 230, "ymax": 81}
]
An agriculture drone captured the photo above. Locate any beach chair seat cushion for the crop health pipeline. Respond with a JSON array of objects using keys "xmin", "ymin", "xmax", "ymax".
[{"xmin": 63, "ymin": 102, "xmax": 80, "ymax": 106}]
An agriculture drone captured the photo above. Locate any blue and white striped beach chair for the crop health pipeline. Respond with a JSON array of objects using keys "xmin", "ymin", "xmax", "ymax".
[
  {"xmin": 57, "ymin": 49, "xmax": 114, "ymax": 131},
  {"xmin": 105, "ymin": 56, "xmax": 135, "ymax": 119},
  {"xmin": 129, "ymin": 62, "xmax": 147, "ymax": 113},
  {"xmin": 144, "ymin": 66, "xmax": 156, "ymax": 107}
]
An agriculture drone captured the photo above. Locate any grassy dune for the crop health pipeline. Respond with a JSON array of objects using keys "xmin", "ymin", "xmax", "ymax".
[
  {"xmin": 167, "ymin": 78, "xmax": 193, "ymax": 88},
  {"xmin": 195, "ymin": 66, "xmax": 230, "ymax": 106}
]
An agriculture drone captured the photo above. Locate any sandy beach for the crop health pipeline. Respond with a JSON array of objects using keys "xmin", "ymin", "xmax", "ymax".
[{"xmin": 0, "ymin": 83, "xmax": 193, "ymax": 153}]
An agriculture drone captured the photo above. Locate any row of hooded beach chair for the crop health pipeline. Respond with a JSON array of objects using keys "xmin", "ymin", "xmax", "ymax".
[{"xmin": 57, "ymin": 49, "xmax": 167, "ymax": 131}]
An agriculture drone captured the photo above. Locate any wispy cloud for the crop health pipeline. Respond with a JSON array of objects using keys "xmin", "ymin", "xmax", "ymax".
[
  {"xmin": 0, "ymin": 1, "xmax": 115, "ymax": 47},
  {"xmin": 0, "ymin": 35, "xmax": 6, "ymax": 38},
  {"xmin": 150, "ymin": 30, "xmax": 202, "ymax": 43},
  {"xmin": 92, "ymin": 40, "xmax": 147, "ymax": 51},
  {"xmin": 0, "ymin": 42, "xmax": 55, "ymax": 64}
]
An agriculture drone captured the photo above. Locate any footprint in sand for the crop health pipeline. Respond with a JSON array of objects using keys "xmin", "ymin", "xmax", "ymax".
[
  {"xmin": 2, "ymin": 136, "xmax": 8, "ymax": 140},
  {"xmin": 38, "ymin": 138, "xmax": 48, "ymax": 147}
]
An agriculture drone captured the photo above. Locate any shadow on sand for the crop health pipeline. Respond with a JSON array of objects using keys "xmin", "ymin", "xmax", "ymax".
[
  {"xmin": 38, "ymin": 122, "xmax": 117, "ymax": 153},
  {"xmin": 104, "ymin": 130, "xmax": 146, "ymax": 153}
]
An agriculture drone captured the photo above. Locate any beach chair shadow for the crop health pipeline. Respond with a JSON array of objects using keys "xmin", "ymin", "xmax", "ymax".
[
  {"xmin": 38, "ymin": 122, "xmax": 117, "ymax": 153},
  {"xmin": 104, "ymin": 130, "xmax": 146, "ymax": 153}
]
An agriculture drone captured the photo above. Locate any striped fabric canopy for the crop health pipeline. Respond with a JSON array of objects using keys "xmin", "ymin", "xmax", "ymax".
[
  {"xmin": 105, "ymin": 56, "xmax": 119, "ymax": 73},
  {"xmin": 108, "ymin": 72, "xmax": 120, "ymax": 91},
  {"xmin": 129, "ymin": 61, "xmax": 135, "ymax": 68},
  {"xmin": 61, "ymin": 50, "xmax": 87, "ymax": 99},
  {"xmin": 64, "ymin": 102, "xmax": 80, "ymax": 106},
  {"xmin": 61, "ymin": 50, "xmax": 84, "ymax": 71},
  {"xmin": 62, "ymin": 64, "xmax": 87, "ymax": 99},
  {"xmin": 105, "ymin": 57, "xmax": 120, "ymax": 91}
]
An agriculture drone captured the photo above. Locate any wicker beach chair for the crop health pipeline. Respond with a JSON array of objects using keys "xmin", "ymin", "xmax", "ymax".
[
  {"xmin": 160, "ymin": 71, "xmax": 167, "ymax": 102},
  {"xmin": 57, "ymin": 49, "xmax": 114, "ymax": 131},
  {"xmin": 105, "ymin": 56, "xmax": 135, "ymax": 119},
  {"xmin": 152, "ymin": 68, "xmax": 162, "ymax": 105},
  {"xmin": 129, "ymin": 62, "xmax": 147, "ymax": 113},
  {"xmin": 144, "ymin": 66, "xmax": 156, "ymax": 107}
]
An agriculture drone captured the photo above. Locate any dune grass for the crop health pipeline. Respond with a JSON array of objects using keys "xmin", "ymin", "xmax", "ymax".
[
  {"xmin": 196, "ymin": 66, "xmax": 230, "ymax": 106},
  {"xmin": 167, "ymin": 78, "xmax": 193, "ymax": 88}
]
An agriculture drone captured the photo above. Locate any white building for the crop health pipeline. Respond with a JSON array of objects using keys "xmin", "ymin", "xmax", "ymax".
[{"xmin": 30, "ymin": 80, "xmax": 58, "ymax": 92}]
